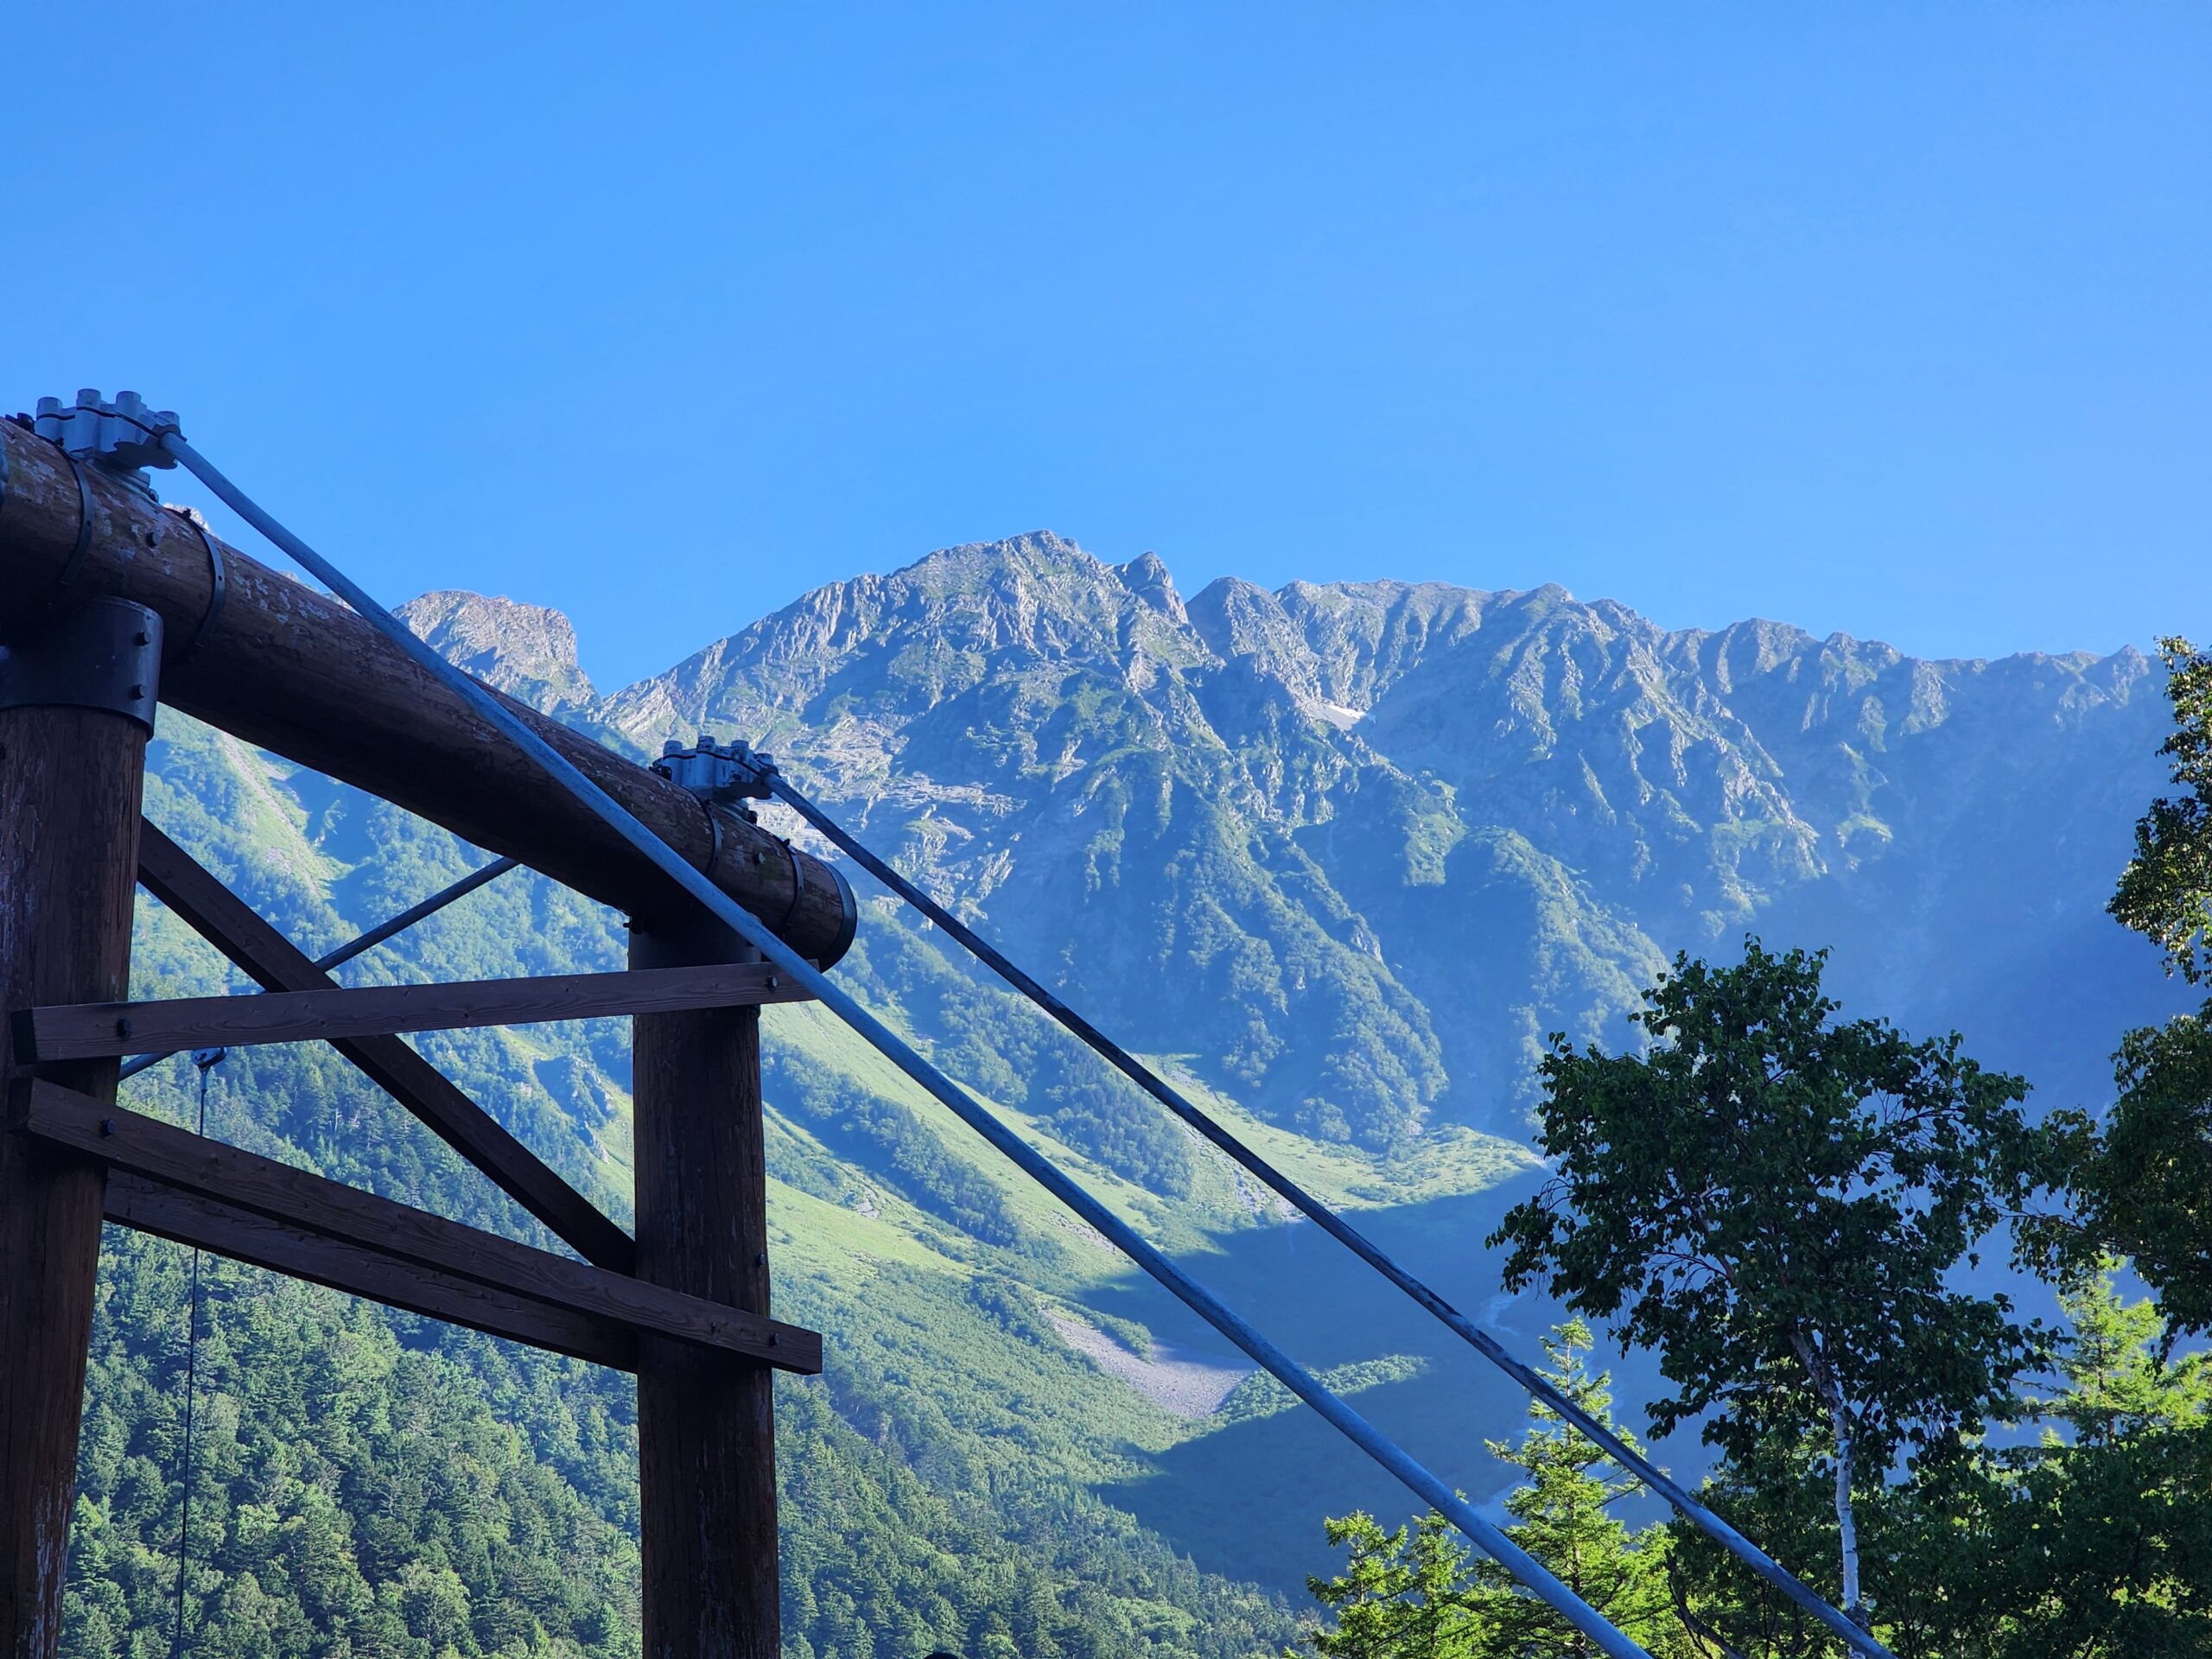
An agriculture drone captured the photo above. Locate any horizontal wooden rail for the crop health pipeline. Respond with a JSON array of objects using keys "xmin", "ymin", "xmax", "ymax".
[
  {"xmin": 137, "ymin": 821, "xmax": 637, "ymax": 1271},
  {"xmin": 106, "ymin": 1172, "xmax": 639, "ymax": 1368},
  {"xmin": 15, "ymin": 960, "xmax": 815, "ymax": 1065},
  {"xmin": 16, "ymin": 1081, "xmax": 820, "ymax": 1375}
]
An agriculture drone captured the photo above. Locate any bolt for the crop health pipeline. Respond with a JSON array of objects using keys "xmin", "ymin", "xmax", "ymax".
[
  {"xmin": 99, "ymin": 1119, "xmax": 115, "ymax": 1138},
  {"xmin": 755, "ymin": 1251, "xmax": 766, "ymax": 1266},
  {"xmin": 142, "ymin": 528, "xmax": 158, "ymax": 547},
  {"xmin": 769, "ymin": 1333, "xmax": 779, "ymax": 1346},
  {"xmin": 128, "ymin": 683, "xmax": 145, "ymax": 700},
  {"xmin": 766, "ymin": 975, "xmax": 779, "ymax": 990},
  {"xmin": 133, "ymin": 631, "xmax": 149, "ymax": 646},
  {"xmin": 116, "ymin": 1017, "xmax": 132, "ymax": 1039}
]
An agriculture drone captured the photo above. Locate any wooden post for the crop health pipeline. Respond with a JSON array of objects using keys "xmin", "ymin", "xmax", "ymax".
[
  {"xmin": 0, "ymin": 600, "xmax": 159, "ymax": 1658},
  {"xmin": 631, "ymin": 912, "xmax": 780, "ymax": 1659}
]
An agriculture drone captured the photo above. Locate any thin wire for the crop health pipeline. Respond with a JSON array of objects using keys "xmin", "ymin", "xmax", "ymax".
[
  {"xmin": 766, "ymin": 774, "xmax": 1885, "ymax": 1657},
  {"xmin": 163, "ymin": 432, "xmax": 1656, "ymax": 1658},
  {"xmin": 314, "ymin": 855, "xmax": 521, "ymax": 973},
  {"xmin": 121, "ymin": 854, "xmax": 520, "ymax": 1081},
  {"xmin": 168, "ymin": 1052, "xmax": 220, "ymax": 1659}
]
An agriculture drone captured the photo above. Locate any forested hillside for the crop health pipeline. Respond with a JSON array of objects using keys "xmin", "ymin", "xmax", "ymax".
[{"xmin": 63, "ymin": 537, "xmax": 2187, "ymax": 1656}]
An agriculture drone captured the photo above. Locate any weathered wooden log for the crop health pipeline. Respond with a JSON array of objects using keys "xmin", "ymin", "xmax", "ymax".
[
  {"xmin": 0, "ymin": 420, "xmax": 855, "ymax": 960},
  {"xmin": 0, "ymin": 638, "xmax": 149, "ymax": 1657},
  {"xmin": 104, "ymin": 1173, "xmax": 640, "ymax": 1370},
  {"xmin": 632, "ymin": 914, "xmax": 782, "ymax": 1659}
]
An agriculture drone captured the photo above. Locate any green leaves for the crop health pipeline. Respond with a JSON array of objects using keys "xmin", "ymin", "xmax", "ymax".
[
  {"xmin": 2111, "ymin": 639, "xmax": 2212, "ymax": 983},
  {"xmin": 2064, "ymin": 646, "xmax": 2212, "ymax": 1338},
  {"xmin": 1302, "ymin": 1511, "xmax": 1487, "ymax": 1659},
  {"xmin": 1489, "ymin": 939, "xmax": 2055, "ymax": 1636},
  {"xmin": 2028, "ymin": 1005, "xmax": 2212, "ymax": 1336},
  {"xmin": 1493, "ymin": 940, "xmax": 2048, "ymax": 1474},
  {"xmin": 1468, "ymin": 1323, "xmax": 1687, "ymax": 1658},
  {"xmin": 65, "ymin": 1236, "xmax": 645, "ymax": 1658},
  {"xmin": 1299, "ymin": 1324, "xmax": 1688, "ymax": 1659}
]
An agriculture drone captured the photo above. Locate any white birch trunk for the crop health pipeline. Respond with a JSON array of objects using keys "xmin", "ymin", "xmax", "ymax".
[{"xmin": 1789, "ymin": 1328, "xmax": 1866, "ymax": 1624}]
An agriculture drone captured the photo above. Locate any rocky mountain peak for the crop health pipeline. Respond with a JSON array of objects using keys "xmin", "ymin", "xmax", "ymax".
[
  {"xmin": 1117, "ymin": 550, "xmax": 1185, "ymax": 620},
  {"xmin": 419, "ymin": 531, "xmax": 2180, "ymax": 1145},
  {"xmin": 398, "ymin": 589, "xmax": 597, "ymax": 715}
]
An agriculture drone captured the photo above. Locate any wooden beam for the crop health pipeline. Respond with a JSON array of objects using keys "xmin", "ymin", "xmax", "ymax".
[
  {"xmin": 0, "ymin": 422, "xmax": 855, "ymax": 961},
  {"xmin": 13, "ymin": 1081, "xmax": 821, "ymax": 1375},
  {"xmin": 104, "ymin": 1172, "xmax": 639, "ymax": 1370},
  {"xmin": 632, "ymin": 913, "xmax": 783, "ymax": 1659},
  {"xmin": 134, "ymin": 822, "xmax": 637, "ymax": 1272},
  {"xmin": 0, "ymin": 612, "xmax": 150, "ymax": 1659},
  {"xmin": 16, "ymin": 960, "xmax": 816, "ymax": 1064}
]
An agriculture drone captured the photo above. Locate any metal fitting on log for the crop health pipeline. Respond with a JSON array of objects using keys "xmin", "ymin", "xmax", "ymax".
[
  {"xmin": 0, "ymin": 598, "xmax": 163, "ymax": 732},
  {"xmin": 0, "ymin": 419, "xmax": 856, "ymax": 966}
]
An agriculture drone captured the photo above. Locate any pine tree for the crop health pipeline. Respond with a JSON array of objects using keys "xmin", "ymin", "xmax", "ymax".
[
  {"xmin": 1466, "ymin": 1322, "xmax": 1688, "ymax": 1658},
  {"xmin": 2050, "ymin": 1267, "xmax": 2202, "ymax": 1446},
  {"xmin": 1300, "ymin": 1510, "xmax": 1486, "ymax": 1659},
  {"xmin": 1978, "ymin": 1268, "xmax": 2212, "ymax": 1658},
  {"xmin": 1300, "ymin": 1324, "xmax": 1688, "ymax": 1659}
]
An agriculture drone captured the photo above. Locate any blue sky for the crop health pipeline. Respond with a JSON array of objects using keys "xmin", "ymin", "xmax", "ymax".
[{"xmin": 10, "ymin": 5, "xmax": 2207, "ymax": 690}]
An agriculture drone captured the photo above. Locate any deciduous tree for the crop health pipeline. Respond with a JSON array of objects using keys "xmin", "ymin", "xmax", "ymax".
[
  {"xmin": 2111, "ymin": 638, "xmax": 2212, "ymax": 982},
  {"xmin": 2037, "ymin": 639, "xmax": 2212, "ymax": 1331},
  {"xmin": 1490, "ymin": 942, "xmax": 2048, "ymax": 1630}
]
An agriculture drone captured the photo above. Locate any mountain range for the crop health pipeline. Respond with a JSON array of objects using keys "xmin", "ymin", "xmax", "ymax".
[
  {"xmin": 66, "ymin": 532, "xmax": 2190, "ymax": 1658},
  {"xmin": 436, "ymin": 530, "xmax": 2183, "ymax": 1135}
]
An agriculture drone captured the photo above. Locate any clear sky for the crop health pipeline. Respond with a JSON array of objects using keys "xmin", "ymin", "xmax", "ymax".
[{"xmin": 9, "ymin": 5, "xmax": 2208, "ymax": 690}]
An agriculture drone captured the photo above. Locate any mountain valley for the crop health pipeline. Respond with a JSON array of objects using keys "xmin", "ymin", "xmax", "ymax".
[{"xmin": 66, "ymin": 532, "xmax": 2191, "ymax": 1657}]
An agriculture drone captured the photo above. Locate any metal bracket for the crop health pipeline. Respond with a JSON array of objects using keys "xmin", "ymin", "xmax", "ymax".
[
  {"xmin": 0, "ymin": 598, "xmax": 163, "ymax": 731},
  {"xmin": 33, "ymin": 390, "xmax": 181, "ymax": 501},
  {"xmin": 652, "ymin": 734, "xmax": 778, "ymax": 821}
]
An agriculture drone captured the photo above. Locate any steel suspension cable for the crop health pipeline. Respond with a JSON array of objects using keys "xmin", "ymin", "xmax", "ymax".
[
  {"xmin": 766, "ymin": 776, "xmax": 1891, "ymax": 1659},
  {"xmin": 162, "ymin": 431, "xmax": 1656, "ymax": 1659},
  {"xmin": 122, "ymin": 854, "xmax": 520, "ymax": 1081}
]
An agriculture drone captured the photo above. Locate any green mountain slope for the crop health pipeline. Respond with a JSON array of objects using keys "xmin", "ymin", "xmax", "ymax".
[{"xmin": 64, "ymin": 540, "xmax": 2189, "ymax": 1656}]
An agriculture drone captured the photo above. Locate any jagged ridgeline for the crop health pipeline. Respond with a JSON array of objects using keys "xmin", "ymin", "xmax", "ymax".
[{"xmin": 71, "ymin": 536, "xmax": 2183, "ymax": 1657}]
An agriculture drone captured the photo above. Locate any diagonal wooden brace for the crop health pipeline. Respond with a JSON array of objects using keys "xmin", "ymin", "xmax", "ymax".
[
  {"xmin": 13, "ymin": 1080, "xmax": 821, "ymax": 1376},
  {"xmin": 131, "ymin": 820, "xmax": 637, "ymax": 1271}
]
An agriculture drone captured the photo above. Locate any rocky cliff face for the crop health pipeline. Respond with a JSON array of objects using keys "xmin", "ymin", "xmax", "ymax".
[
  {"xmin": 399, "ymin": 588, "xmax": 601, "ymax": 717},
  {"xmin": 484, "ymin": 530, "xmax": 2184, "ymax": 1141}
]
